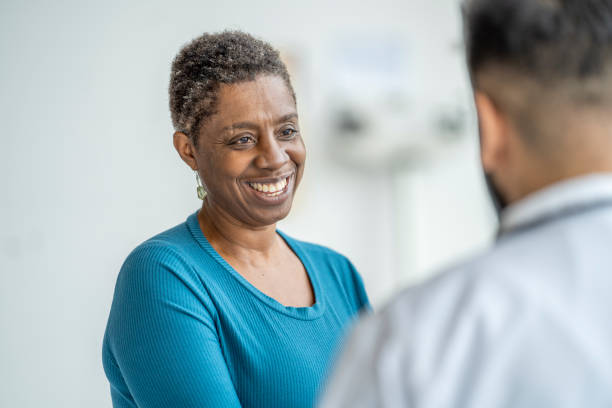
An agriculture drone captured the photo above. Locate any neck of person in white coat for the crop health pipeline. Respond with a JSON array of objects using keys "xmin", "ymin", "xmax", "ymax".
[{"xmin": 473, "ymin": 66, "xmax": 612, "ymax": 221}]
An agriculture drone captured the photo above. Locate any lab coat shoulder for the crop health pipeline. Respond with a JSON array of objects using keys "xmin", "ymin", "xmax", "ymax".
[
  {"xmin": 373, "ymin": 242, "xmax": 539, "ymax": 405},
  {"xmin": 321, "ymin": 240, "xmax": 554, "ymax": 407}
]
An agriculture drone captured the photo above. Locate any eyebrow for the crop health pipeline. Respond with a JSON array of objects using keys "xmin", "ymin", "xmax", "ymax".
[{"xmin": 221, "ymin": 113, "xmax": 298, "ymax": 132}]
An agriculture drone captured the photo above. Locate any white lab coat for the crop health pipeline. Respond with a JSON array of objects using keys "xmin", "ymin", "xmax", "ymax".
[{"xmin": 320, "ymin": 174, "xmax": 612, "ymax": 408}]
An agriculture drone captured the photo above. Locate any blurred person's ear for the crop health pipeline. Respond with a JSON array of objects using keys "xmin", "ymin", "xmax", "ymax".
[
  {"xmin": 174, "ymin": 131, "xmax": 198, "ymax": 170},
  {"xmin": 474, "ymin": 91, "xmax": 510, "ymax": 174}
]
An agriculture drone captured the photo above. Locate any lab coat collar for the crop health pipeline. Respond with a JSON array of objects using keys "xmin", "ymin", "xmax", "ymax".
[{"xmin": 499, "ymin": 173, "xmax": 612, "ymax": 236}]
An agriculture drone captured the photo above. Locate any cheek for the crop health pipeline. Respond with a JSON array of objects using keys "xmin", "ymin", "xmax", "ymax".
[
  {"xmin": 212, "ymin": 152, "xmax": 252, "ymax": 178},
  {"xmin": 289, "ymin": 139, "xmax": 307, "ymax": 166}
]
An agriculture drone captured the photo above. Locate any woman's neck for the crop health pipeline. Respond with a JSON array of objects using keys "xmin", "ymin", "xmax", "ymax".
[{"xmin": 197, "ymin": 200, "xmax": 280, "ymax": 259}]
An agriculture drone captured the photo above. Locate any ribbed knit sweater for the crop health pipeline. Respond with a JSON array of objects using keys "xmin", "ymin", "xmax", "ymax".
[{"xmin": 102, "ymin": 211, "xmax": 370, "ymax": 407}]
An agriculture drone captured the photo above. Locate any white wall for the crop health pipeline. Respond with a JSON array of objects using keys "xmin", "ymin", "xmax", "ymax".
[{"xmin": 0, "ymin": 1, "xmax": 495, "ymax": 406}]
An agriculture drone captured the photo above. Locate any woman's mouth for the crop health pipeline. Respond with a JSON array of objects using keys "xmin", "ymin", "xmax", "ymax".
[{"xmin": 246, "ymin": 176, "xmax": 290, "ymax": 198}]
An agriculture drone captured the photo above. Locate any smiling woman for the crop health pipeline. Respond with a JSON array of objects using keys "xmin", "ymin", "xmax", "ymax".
[
  {"xmin": 183, "ymin": 75, "xmax": 306, "ymax": 237},
  {"xmin": 101, "ymin": 31, "xmax": 370, "ymax": 408}
]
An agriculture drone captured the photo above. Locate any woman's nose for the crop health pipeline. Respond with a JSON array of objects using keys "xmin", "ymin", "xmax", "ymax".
[{"xmin": 255, "ymin": 135, "xmax": 289, "ymax": 170}]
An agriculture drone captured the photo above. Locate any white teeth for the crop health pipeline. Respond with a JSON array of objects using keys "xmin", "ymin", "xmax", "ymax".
[{"xmin": 249, "ymin": 177, "xmax": 289, "ymax": 194}]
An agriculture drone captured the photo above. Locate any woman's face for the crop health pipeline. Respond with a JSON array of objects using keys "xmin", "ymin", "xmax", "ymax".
[{"xmin": 194, "ymin": 75, "xmax": 305, "ymax": 227}]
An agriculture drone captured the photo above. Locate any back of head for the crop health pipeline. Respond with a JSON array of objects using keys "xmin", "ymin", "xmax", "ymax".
[
  {"xmin": 465, "ymin": 0, "xmax": 612, "ymax": 81},
  {"xmin": 463, "ymin": 0, "xmax": 612, "ymax": 155}
]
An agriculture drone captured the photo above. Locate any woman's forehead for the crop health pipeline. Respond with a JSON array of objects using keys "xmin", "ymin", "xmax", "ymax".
[{"xmin": 209, "ymin": 75, "xmax": 298, "ymax": 128}]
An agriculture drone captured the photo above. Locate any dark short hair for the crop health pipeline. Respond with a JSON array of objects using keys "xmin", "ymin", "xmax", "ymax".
[
  {"xmin": 463, "ymin": 0, "xmax": 612, "ymax": 146},
  {"xmin": 463, "ymin": 0, "xmax": 612, "ymax": 83},
  {"xmin": 169, "ymin": 30, "xmax": 295, "ymax": 145}
]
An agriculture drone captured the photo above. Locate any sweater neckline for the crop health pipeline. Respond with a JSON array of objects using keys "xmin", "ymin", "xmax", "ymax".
[{"xmin": 186, "ymin": 211, "xmax": 325, "ymax": 320}]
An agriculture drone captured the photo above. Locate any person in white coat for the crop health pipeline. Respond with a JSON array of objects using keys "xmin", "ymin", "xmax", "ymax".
[{"xmin": 319, "ymin": 0, "xmax": 612, "ymax": 407}]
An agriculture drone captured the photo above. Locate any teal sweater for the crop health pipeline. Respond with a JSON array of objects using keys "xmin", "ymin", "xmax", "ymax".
[{"xmin": 102, "ymin": 212, "xmax": 370, "ymax": 407}]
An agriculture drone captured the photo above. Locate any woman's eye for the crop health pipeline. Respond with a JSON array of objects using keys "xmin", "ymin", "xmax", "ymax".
[
  {"xmin": 234, "ymin": 135, "xmax": 254, "ymax": 144},
  {"xmin": 280, "ymin": 128, "xmax": 297, "ymax": 138}
]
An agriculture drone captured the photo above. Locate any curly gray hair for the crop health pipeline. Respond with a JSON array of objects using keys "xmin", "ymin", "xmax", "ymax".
[{"xmin": 169, "ymin": 30, "xmax": 295, "ymax": 145}]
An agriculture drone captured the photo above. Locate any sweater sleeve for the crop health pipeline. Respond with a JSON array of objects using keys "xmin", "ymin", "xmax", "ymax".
[
  {"xmin": 346, "ymin": 258, "xmax": 371, "ymax": 312},
  {"xmin": 105, "ymin": 243, "xmax": 242, "ymax": 408}
]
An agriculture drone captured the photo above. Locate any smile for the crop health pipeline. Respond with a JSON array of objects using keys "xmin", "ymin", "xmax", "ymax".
[{"xmin": 247, "ymin": 176, "xmax": 290, "ymax": 197}]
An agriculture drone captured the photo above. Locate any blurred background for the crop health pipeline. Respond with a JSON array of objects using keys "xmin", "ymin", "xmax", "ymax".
[{"xmin": 0, "ymin": 0, "xmax": 496, "ymax": 406}]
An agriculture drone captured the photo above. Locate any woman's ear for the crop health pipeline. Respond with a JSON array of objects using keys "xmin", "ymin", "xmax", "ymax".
[
  {"xmin": 474, "ymin": 91, "xmax": 509, "ymax": 174},
  {"xmin": 173, "ymin": 131, "xmax": 198, "ymax": 170}
]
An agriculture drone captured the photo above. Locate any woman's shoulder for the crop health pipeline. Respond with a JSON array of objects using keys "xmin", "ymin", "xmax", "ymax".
[
  {"xmin": 113, "ymin": 217, "xmax": 218, "ymax": 313},
  {"xmin": 118, "ymin": 216, "xmax": 203, "ymax": 283},
  {"xmin": 279, "ymin": 231, "xmax": 350, "ymax": 264},
  {"xmin": 280, "ymin": 231, "xmax": 371, "ymax": 310},
  {"xmin": 279, "ymin": 232, "xmax": 362, "ymax": 284},
  {"xmin": 126, "ymin": 214, "xmax": 202, "ymax": 262}
]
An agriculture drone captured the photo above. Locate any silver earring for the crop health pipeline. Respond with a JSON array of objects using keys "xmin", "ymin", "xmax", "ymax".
[{"xmin": 194, "ymin": 171, "xmax": 207, "ymax": 200}]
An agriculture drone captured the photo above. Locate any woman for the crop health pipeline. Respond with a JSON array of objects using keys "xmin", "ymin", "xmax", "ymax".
[{"xmin": 102, "ymin": 31, "xmax": 370, "ymax": 408}]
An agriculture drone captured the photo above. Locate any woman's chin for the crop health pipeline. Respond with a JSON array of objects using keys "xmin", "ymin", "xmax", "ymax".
[
  {"xmin": 246, "ymin": 203, "xmax": 293, "ymax": 227},
  {"xmin": 237, "ymin": 174, "xmax": 299, "ymax": 225}
]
